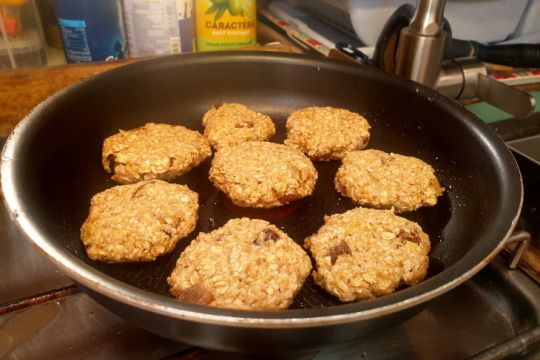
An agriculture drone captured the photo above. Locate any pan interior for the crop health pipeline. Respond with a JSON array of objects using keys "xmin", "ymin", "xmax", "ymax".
[{"xmin": 13, "ymin": 54, "xmax": 508, "ymax": 312}]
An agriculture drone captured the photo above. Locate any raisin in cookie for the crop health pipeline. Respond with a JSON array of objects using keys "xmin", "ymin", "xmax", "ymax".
[
  {"xmin": 284, "ymin": 107, "xmax": 371, "ymax": 161},
  {"xmin": 209, "ymin": 141, "xmax": 318, "ymax": 208},
  {"xmin": 167, "ymin": 218, "xmax": 312, "ymax": 310},
  {"xmin": 81, "ymin": 180, "xmax": 198, "ymax": 263},
  {"xmin": 305, "ymin": 207, "xmax": 430, "ymax": 302},
  {"xmin": 202, "ymin": 103, "xmax": 276, "ymax": 150},
  {"xmin": 335, "ymin": 149, "xmax": 444, "ymax": 213},
  {"xmin": 102, "ymin": 123, "xmax": 211, "ymax": 184}
]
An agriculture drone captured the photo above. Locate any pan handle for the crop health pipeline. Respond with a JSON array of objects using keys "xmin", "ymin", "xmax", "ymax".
[{"xmin": 504, "ymin": 230, "xmax": 531, "ymax": 270}]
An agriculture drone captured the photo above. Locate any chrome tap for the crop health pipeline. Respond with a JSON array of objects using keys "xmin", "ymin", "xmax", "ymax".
[{"xmin": 394, "ymin": 0, "xmax": 535, "ymax": 118}]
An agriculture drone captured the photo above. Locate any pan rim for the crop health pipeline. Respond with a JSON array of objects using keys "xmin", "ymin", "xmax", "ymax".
[{"xmin": 1, "ymin": 51, "xmax": 523, "ymax": 328}]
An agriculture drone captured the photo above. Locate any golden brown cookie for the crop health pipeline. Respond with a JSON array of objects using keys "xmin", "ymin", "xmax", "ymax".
[
  {"xmin": 202, "ymin": 103, "xmax": 276, "ymax": 150},
  {"xmin": 167, "ymin": 218, "xmax": 312, "ymax": 310},
  {"xmin": 102, "ymin": 123, "xmax": 211, "ymax": 184},
  {"xmin": 209, "ymin": 141, "xmax": 318, "ymax": 208},
  {"xmin": 335, "ymin": 149, "xmax": 444, "ymax": 213},
  {"xmin": 81, "ymin": 180, "xmax": 198, "ymax": 263},
  {"xmin": 305, "ymin": 207, "xmax": 430, "ymax": 302},
  {"xmin": 284, "ymin": 107, "xmax": 371, "ymax": 161}
]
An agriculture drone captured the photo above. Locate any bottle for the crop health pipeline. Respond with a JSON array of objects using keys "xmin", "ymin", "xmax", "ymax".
[
  {"xmin": 0, "ymin": 0, "xmax": 47, "ymax": 70},
  {"xmin": 122, "ymin": 0, "xmax": 194, "ymax": 57},
  {"xmin": 36, "ymin": 0, "xmax": 62, "ymax": 49},
  {"xmin": 53, "ymin": 0, "xmax": 127, "ymax": 63},
  {"xmin": 195, "ymin": 0, "xmax": 256, "ymax": 51}
]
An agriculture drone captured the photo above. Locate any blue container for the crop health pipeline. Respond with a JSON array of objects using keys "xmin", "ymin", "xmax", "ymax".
[{"xmin": 54, "ymin": 0, "xmax": 127, "ymax": 63}]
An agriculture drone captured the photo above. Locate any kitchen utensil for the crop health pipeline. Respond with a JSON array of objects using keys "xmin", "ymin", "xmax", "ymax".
[{"xmin": 0, "ymin": 51, "xmax": 522, "ymax": 352}]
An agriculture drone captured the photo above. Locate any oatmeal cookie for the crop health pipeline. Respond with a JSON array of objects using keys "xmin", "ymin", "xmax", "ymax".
[
  {"xmin": 81, "ymin": 180, "xmax": 198, "ymax": 263},
  {"xmin": 284, "ymin": 107, "xmax": 371, "ymax": 161},
  {"xmin": 335, "ymin": 149, "xmax": 444, "ymax": 213},
  {"xmin": 202, "ymin": 103, "xmax": 276, "ymax": 150},
  {"xmin": 209, "ymin": 141, "xmax": 318, "ymax": 208},
  {"xmin": 102, "ymin": 123, "xmax": 211, "ymax": 184},
  {"xmin": 167, "ymin": 218, "xmax": 312, "ymax": 310},
  {"xmin": 305, "ymin": 207, "xmax": 430, "ymax": 302}
]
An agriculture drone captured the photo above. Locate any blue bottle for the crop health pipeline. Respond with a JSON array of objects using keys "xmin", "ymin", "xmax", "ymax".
[{"xmin": 54, "ymin": 0, "xmax": 127, "ymax": 63}]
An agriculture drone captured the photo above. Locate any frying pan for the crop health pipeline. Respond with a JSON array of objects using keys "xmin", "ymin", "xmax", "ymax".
[{"xmin": 1, "ymin": 52, "xmax": 522, "ymax": 353}]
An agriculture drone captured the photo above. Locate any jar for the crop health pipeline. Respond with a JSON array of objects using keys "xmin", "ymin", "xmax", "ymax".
[
  {"xmin": 122, "ymin": 0, "xmax": 195, "ymax": 57},
  {"xmin": 195, "ymin": 0, "xmax": 256, "ymax": 51}
]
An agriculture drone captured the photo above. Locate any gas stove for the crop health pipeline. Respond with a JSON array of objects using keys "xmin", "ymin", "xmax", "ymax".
[{"xmin": 1, "ymin": 124, "xmax": 540, "ymax": 359}]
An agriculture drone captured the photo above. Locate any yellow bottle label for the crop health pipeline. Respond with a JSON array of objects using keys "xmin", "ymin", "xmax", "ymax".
[{"xmin": 195, "ymin": 0, "xmax": 256, "ymax": 51}]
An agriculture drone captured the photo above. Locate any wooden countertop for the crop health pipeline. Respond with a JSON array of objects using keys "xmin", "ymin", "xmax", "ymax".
[{"xmin": 0, "ymin": 60, "xmax": 132, "ymax": 138}]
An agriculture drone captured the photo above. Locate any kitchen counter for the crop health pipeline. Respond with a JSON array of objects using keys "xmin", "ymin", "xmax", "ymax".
[{"xmin": 0, "ymin": 60, "xmax": 136, "ymax": 138}]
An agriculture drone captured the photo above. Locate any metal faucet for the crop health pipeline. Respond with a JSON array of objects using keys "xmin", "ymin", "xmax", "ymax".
[{"xmin": 395, "ymin": 0, "xmax": 536, "ymax": 118}]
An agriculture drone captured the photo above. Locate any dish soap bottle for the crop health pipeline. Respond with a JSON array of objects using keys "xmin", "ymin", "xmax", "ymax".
[
  {"xmin": 53, "ymin": 0, "xmax": 127, "ymax": 63},
  {"xmin": 195, "ymin": 0, "xmax": 256, "ymax": 51}
]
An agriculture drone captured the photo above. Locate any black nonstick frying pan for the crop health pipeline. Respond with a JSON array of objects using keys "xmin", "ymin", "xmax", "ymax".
[{"xmin": 1, "ymin": 52, "xmax": 522, "ymax": 353}]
